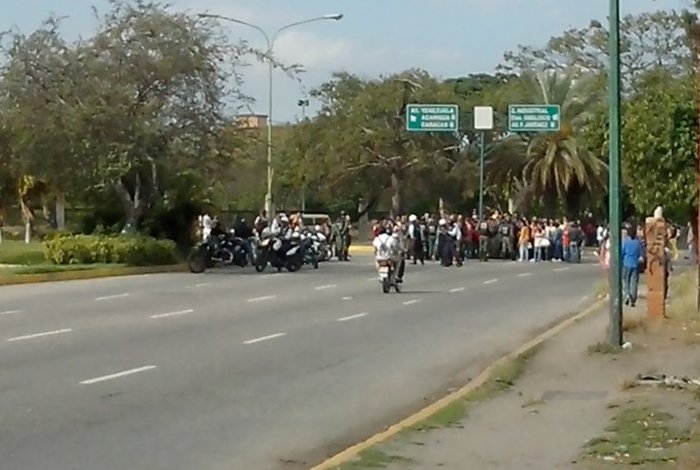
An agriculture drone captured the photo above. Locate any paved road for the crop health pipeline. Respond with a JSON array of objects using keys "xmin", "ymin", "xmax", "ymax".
[{"xmin": 0, "ymin": 256, "xmax": 600, "ymax": 470}]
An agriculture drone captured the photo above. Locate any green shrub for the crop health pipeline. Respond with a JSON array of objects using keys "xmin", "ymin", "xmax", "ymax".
[{"xmin": 44, "ymin": 235, "xmax": 178, "ymax": 266}]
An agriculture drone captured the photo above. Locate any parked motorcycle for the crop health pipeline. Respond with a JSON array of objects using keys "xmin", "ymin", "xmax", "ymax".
[
  {"xmin": 300, "ymin": 230, "xmax": 320, "ymax": 269},
  {"xmin": 254, "ymin": 234, "xmax": 304, "ymax": 273},
  {"xmin": 377, "ymin": 259, "xmax": 400, "ymax": 294},
  {"xmin": 313, "ymin": 229, "xmax": 332, "ymax": 262},
  {"xmin": 188, "ymin": 230, "xmax": 252, "ymax": 273}
]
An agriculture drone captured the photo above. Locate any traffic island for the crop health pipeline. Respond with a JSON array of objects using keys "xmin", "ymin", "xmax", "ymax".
[{"xmin": 0, "ymin": 264, "xmax": 188, "ymax": 286}]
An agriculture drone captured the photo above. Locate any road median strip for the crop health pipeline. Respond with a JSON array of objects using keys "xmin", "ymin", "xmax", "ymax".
[
  {"xmin": 0, "ymin": 264, "xmax": 188, "ymax": 286},
  {"xmin": 309, "ymin": 296, "xmax": 607, "ymax": 470}
]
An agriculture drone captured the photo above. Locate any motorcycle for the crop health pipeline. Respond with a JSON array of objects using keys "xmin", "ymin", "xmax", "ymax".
[
  {"xmin": 377, "ymin": 259, "xmax": 401, "ymax": 294},
  {"xmin": 300, "ymin": 230, "xmax": 320, "ymax": 269},
  {"xmin": 188, "ymin": 230, "xmax": 252, "ymax": 273},
  {"xmin": 311, "ymin": 226, "xmax": 332, "ymax": 262},
  {"xmin": 254, "ymin": 234, "xmax": 304, "ymax": 273}
]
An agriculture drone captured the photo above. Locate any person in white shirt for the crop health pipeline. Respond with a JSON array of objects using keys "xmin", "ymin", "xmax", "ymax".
[
  {"xmin": 201, "ymin": 213, "xmax": 213, "ymax": 241},
  {"xmin": 373, "ymin": 225, "xmax": 404, "ymax": 283}
]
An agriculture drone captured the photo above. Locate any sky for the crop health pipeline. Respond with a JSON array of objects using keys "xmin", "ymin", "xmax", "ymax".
[{"xmin": 1, "ymin": 0, "xmax": 691, "ymax": 122}]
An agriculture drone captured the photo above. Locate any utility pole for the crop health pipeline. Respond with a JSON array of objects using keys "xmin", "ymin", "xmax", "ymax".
[
  {"xmin": 688, "ymin": 11, "xmax": 700, "ymax": 316},
  {"xmin": 608, "ymin": 0, "xmax": 623, "ymax": 346},
  {"xmin": 473, "ymin": 106, "xmax": 494, "ymax": 221},
  {"xmin": 298, "ymin": 99, "xmax": 310, "ymax": 212}
]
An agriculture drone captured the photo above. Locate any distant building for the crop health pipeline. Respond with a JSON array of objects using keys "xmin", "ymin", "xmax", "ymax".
[{"xmin": 236, "ymin": 114, "xmax": 268, "ymax": 130}]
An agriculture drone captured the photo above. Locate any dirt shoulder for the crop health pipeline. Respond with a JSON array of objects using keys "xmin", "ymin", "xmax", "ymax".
[{"xmin": 337, "ymin": 271, "xmax": 700, "ymax": 470}]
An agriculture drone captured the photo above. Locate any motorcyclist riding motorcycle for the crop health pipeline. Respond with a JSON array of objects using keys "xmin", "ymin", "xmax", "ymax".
[
  {"xmin": 372, "ymin": 224, "xmax": 405, "ymax": 284},
  {"xmin": 270, "ymin": 215, "xmax": 294, "ymax": 262}
]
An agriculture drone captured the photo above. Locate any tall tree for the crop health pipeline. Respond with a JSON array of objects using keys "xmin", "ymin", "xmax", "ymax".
[
  {"xmin": 499, "ymin": 10, "xmax": 696, "ymax": 90},
  {"xmin": 488, "ymin": 71, "xmax": 606, "ymax": 216},
  {"xmin": 305, "ymin": 70, "xmax": 463, "ymax": 215}
]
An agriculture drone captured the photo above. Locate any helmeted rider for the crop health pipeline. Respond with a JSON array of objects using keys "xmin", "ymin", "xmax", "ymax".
[{"xmin": 372, "ymin": 225, "xmax": 400, "ymax": 280}]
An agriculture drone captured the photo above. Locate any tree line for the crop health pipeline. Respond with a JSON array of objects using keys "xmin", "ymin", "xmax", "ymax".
[
  {"xmin": 0, "ymin": 1, "xmax": 697, "ymax": 244},
  {"xmin": 274, "ymin": 6, "xmax": 699, "ymax": 223}
]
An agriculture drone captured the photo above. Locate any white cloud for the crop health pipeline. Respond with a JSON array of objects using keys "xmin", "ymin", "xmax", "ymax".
[{"xmin": 273, "ymin": 31, "xmax": 354, "ymax": 69}]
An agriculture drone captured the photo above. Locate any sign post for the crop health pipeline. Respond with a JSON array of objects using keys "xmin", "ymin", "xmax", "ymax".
[
  {"xmin": 474, "ymin": 106, "xmax": 494, "ymax": 221},
  {"xmin": 406, "ymin": 104, "xmax": 459, "ymax": 133},
  {"xmin": 508, "ymin": 104, "xmax": 561, "ymax": 132}
]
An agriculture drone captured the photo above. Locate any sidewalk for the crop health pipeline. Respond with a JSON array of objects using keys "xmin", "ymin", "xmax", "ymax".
[{"xmin": 374, "ymin": 275, "xmax": 700, "ymax": 470}]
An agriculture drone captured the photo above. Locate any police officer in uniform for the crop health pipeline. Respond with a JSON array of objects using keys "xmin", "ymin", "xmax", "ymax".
[
  {"xmin": 499, "ymin": 215, "xmax": 514, "ymax": 260},
  {"xmin": 478, "ymin": 217, "xmax": 490, "ymax": 262}
]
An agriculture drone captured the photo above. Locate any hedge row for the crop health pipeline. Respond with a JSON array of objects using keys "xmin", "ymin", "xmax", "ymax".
[{"xmin": 44, "ymin": 234, "xmax": 178, "ymax": 266}]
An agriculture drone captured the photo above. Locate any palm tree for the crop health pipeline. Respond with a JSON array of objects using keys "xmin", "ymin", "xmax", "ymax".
[{"xmin": 488, "ymin": 70, "xmax": 607, "ymax": 217}]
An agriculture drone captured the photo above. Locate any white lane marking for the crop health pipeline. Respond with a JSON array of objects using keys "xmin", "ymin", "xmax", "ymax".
[
  {"xmin": 484, "ymin": 279, "xmax": 498, "ymax": 285},
  {"xmin": 243, "ymin": 332, "xmax": 286, "ymax": 345},
  {"xmin": 366, "ymin": 277, "xmax": 378, "ymax": 282},
  {"xmin": 95, "ymin": 293, "xmax": 130, "ymax": 301},
  {"xmin": 194, "ymin": 283, "xmax": 208, "ymax": 288},
  {"xmin": 338, "ymin": 313, "xmax": 368, "ymax": 322},
  {"xmin": 271, "ymin": 273, "xmax": 283, "ymax": 277},
  {"xmin": 8, "ymin": 328, "xmax": 72, "ymax": 342},
  {"xmin": 449, "ymin": 287, "xmax": 466, "ymax": 293},
  {"xmin": 315, "ymin": 284, "xmax": 337, "ymax": 290},
  {"xmin": 342, "ymin": 296, "xmax": 353, "ymax": 301},
  {"xmin": 151, "ymin": 309, "xmax": 194, "ymax": 319},
  {"xmin": 80, "ymin": 365, "xmax": 157, "ymax": 385},
  {"xmin": 0, "ymin": 309, "xmax": 21, "ymax": 316},
  {"xmin": 581, "ymin": 295, "xmax": 590, "ymax": 301},
  {"xmin": 247, "ymin": 295, "xmax": 276, "ymax": 303},
  {"xmin": 518, "ymin": 273, "xmax": 532, "ymax": 277},
  {"xmin": 554, "ymin": 267, "xmax": 570, "ymax": 272},
  {"xmin": 403, "ymin": 299, "xmax": 422, "ymax": 306}
]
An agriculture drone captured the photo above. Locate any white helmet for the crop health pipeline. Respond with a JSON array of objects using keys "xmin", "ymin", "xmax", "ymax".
[
  {"xmin": 439, "ymin": 218, "xmax": 447, "ymax": 226},
  {"xmin": 409, "ymin": 214, "xmax": 417, "ymax": 222}
]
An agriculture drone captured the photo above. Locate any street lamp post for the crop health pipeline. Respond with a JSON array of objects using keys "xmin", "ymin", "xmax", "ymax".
[
  {"xmin": 298, "ymin": 99, "xmax": 310, "ymax": 121},
  {"xmin": 198, "ymin": 13, "xmax": 343, "ymax": 216},
  {"xmin": 608, "ymin": 0, "xmax": 623, "ymax": 346}
]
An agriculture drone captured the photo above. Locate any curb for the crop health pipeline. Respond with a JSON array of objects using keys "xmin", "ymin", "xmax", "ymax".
[
  {"xmin": 348, "ymin": 245, "xmax": 373, "ymax": 254},
  {"xmin": 0, "ymin": 264, "xmax": 188, "ymax": 286},
  {"xmin": 308, "ymin": 297, "xmax": 607, "ymax": 470}
]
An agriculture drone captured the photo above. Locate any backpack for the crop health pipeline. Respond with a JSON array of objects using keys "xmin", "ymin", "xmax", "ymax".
[{"xmin": 500, "ymin": 224, "xmax": 510, "ymax": 236}]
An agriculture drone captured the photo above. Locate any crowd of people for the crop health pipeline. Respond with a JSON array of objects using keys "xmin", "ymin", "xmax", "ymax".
[{"xmin": 371, "ymin": 211, "xmax": 596, "ymax": 268}]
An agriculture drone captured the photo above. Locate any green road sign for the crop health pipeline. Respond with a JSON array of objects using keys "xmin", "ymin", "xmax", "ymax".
[
  {"xmin": 508, "ymin": 104, "xmax": 561, "ymax": 132},
  {"xmin": 406, "ymin": 104, "xmax": 459, "ymax": 132}
]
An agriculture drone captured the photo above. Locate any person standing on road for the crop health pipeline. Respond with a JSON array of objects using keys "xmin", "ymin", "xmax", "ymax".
[
  {"xmin": 477, "ymin": 217, "xmax": 490, "ymax": 262},
  {"xmin": 622, "ymin": 229, "xmax": 644, "ymax": 307},
  {"xmin": 407, "ymin": 214, "xmax": 425, "ymax": 265},
  {"xmin": 518, "ymin": 218, "xmax": 530, "ymax": 262}
]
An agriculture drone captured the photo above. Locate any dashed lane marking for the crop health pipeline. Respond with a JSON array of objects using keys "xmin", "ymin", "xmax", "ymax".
[
  {"xmin": 243, "ymin": 332, "xmax": 287, "ymax": 345},
  {"xmin": 247, "ymin": 295, "xmax": 276, "ymax": 303},
  {"xmin": 151, "ymin": 309, "xmax": 194, "ymax": 319},
  {"xmin": 95, "ymin": 293, "xmax": 130, "ymax": 301},
  {"xmin": 337, "ymin": 313, "xmax": 368, "ymax": 322},
  {"xmin": 80, "ymin": 365, "xmax": 157, "ymax": 385},
  {"xmin": 8, "ymin": 328, "xmax": 72, "ymax": 342}
]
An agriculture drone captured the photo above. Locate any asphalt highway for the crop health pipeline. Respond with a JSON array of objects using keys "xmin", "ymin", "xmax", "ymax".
[{"xmin": 0, "ymin": 255, "xmax": 601, "ymax": 470}]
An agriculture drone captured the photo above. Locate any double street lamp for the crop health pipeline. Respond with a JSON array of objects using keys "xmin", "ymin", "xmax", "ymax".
[{"xmin": 199, "ymin": 12, "xmax": 343, "ymax": 216}]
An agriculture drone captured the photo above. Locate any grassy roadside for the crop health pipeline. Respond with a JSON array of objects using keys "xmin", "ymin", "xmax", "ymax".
[
  {"xmin": 578, "ymin": 271, "xmax": 700, "ymax": 470},
  {"xmin": 334, "ymin": 347, "xmax": 540, "ymax": 470},
  {"xmin": 0, "ymin": 240, "xmax": 186, "ymax": 285},
  {"xmin": 581, "ymin": 403, "xmax": 700, "ymax": 468}
]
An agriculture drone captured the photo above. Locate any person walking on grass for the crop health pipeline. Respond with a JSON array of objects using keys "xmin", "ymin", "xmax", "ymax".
[{"xmin": 622, "ymin": 228, "xmax": 644, "ymax": 307}]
